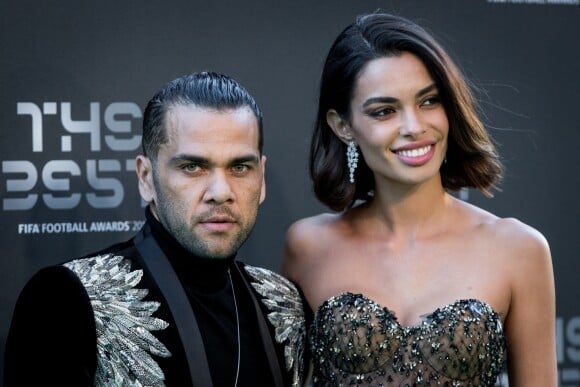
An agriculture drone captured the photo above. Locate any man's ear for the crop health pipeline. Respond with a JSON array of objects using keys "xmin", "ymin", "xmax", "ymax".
[
  {"xmin": 326, "ymin": 109, "xmax": 354, "ymax": 144},
  {"xmin": 135, "ymin": 155, "xmax": 155, "ymax": 203},
  {"xmin": 259, "ymin": 155, "xmax": 267, "ymax": 204}
]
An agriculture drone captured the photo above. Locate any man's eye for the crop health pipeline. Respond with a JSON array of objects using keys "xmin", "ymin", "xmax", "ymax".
[
  {"xmin": 232, "ymin": 164, "xmax": 250, "ymax": 174},
  {"xmin": 183, "ymin": 163, "xmax": 200, "ymax": 172}
]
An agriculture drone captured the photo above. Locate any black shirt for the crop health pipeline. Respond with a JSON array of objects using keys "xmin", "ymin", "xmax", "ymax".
[{"xmin": 146, "ymin": 209, "xmax": 276, "ymax": 386}]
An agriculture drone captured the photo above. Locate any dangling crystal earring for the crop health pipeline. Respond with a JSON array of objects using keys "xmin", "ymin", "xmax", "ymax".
[{"xmin": 347, "ymin": 141, "xmax": 358, "ymax": 184}]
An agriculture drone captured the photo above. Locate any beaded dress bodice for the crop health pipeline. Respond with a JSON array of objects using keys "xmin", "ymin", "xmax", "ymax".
[{"xmin": 310, "ymin": 293, "xmax": 506, "ymax": 386}]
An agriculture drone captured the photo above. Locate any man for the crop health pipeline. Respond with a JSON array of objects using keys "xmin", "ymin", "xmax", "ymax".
[{"xmin": 5, "ymin": 72, "xmax": 305, "ymax": 386}]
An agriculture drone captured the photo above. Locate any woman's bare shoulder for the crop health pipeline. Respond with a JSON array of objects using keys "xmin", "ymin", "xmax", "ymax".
[
  {"xmin": 453, "ymin": 199, "xmax": 550, "ymax": 263},
  {"xmin": 285, "ymin": 213, "xmax": 342, "ymax": 252},
  {"xmin": 456, "ymin": 203, "xmax": 552, "ymax": 273},
  {"xmin": 483, "ymin": 216, "xmax": 548, "ymax": 253},
  {"xmin": 281, "ymin": 213, "xmax": 344, "ymax": 278},
  {"xmin": 455, "ymin": 199, "xmax": 547, "ymax": 244}
]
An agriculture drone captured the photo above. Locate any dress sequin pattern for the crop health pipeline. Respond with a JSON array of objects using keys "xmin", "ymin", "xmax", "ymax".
[{"xmin": 310, "ymin": 293, "xmax": 506, "ymax": 386}]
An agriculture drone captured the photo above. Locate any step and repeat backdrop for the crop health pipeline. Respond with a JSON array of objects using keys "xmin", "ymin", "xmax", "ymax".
[{"xmin": 1, "ymin": 0, "xmax": 578, "ymax": 384}]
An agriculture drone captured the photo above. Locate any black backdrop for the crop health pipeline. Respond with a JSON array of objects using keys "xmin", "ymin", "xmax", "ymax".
[{"xmin": 1, "ymin": 0, "xmax": 578, "ymax": 384}]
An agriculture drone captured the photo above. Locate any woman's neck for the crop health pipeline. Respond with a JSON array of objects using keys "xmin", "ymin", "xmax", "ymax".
[{"xmin": 361, "ymin": 174, "xmax": 451, "ymax": 237}]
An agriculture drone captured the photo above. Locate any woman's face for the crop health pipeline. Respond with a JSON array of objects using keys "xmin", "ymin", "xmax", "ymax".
[{"xmin": 347, "ymin": 52, "xmax": 449, "ymax": 189}]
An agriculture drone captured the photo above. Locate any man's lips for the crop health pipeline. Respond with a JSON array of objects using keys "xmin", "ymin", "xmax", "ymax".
[
  {"xmin": 201, "ymin": 215, "xmax": 235, "ymax": 223},
  {"xmin": 199, "ymin": 215, "xmax": 237, "ymax": 232}
]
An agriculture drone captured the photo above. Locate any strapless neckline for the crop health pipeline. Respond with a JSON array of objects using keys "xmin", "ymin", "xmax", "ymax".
[
  {"xmin": 315, "ymin": 292, "xmax": 503, "ymax": 330},
  {"xmin": 310, "ymin": 292, "xmax": 506, "ymax": 386}
]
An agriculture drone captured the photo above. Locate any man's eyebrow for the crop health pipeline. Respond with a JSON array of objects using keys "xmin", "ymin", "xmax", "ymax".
[
  {"xmin": 169, "ymin": 155, "xmax": 208, "ymax": 165},
  {"xmin": 230, "ymin": 155, "xmax": 260, "ymax": 165},
  {"xmin": 168, "ymin": 154, "xmax": 260, "ymax": 166},
  {"xmin": 362, "ymin": 83, "xmax": 438, "ymax": 108}
]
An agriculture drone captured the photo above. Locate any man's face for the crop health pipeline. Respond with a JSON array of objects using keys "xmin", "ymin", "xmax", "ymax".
[{"xmin": 137, "ymin": 104, "xmax": 266, "ymax": 259}]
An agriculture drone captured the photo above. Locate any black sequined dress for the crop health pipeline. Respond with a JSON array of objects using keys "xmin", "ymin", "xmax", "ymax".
[{"xmin": 310, "ymin": 293, "xmax": 506, "ymax": 386}]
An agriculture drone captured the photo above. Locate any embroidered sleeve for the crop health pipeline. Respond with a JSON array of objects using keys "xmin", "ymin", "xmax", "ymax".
[
  {"xmin": 244, "ymin": 265, "xmax": 306, "ymax": 387},
  {"xmin": 64, "ymin": 254, "xmax": 171, "ymax": 386}
]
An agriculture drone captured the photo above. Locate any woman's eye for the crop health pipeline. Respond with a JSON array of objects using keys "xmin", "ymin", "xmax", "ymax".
[
  {"xmin": 370, "ymin": 107, "xmax": 395, "ymax": 117},
  {"xmin": 422, "ymin": 95, "xmax": 441, "ymax": 106}
]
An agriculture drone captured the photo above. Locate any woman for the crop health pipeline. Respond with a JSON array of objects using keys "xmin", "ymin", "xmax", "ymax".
[{"xmin": 281, "ymin": 13, "xmax": 556, "ymax": 386}]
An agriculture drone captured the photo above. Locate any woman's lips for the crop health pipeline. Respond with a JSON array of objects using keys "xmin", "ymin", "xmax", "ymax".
[{"xmin": 392, "ymin": 144, "xmax": 436, "ymax": 166}]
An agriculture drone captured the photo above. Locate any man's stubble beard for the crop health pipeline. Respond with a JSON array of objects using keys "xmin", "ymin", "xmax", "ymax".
[{"xmin": 151, "ymin": 175, "xmax": 258, "ymax": 260}]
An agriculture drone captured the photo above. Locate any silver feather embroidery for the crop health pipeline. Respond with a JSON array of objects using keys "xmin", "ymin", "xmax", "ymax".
[
  {"xmin": 64, "ymin": 254, "xmax": 171, "ymax": 386},
  {"xmin": 244, "ymin": 265, "xmax": 306, "ymax": 387}
]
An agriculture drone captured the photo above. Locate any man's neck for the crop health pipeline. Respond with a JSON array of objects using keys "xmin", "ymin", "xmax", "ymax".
[{"xmin": 144, "ymin": 207, "xmax": 235, "ymax": 291}]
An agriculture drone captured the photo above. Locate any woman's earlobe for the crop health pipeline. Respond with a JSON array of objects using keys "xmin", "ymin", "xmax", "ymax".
[{"xmin": 326, "ymin": 109, "xmax": 353, "ymax": 144}]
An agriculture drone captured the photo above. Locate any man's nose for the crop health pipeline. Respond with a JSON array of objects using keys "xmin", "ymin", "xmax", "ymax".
[{"xmin": 203, "ymin": 170, "xmax": 234, "ymax": 204}]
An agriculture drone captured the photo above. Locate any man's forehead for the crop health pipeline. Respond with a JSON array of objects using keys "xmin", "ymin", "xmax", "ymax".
[
  {"xmin": 165, "ymin": 104, "xmax": 257, "ymax": 137},
  {"xmin": 158, "ymin": 106, "xmax": 260, "ymax": 161},
  {"xmin": 165, "ymin": 103, "xmax": 256, "ymax": 124}
]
